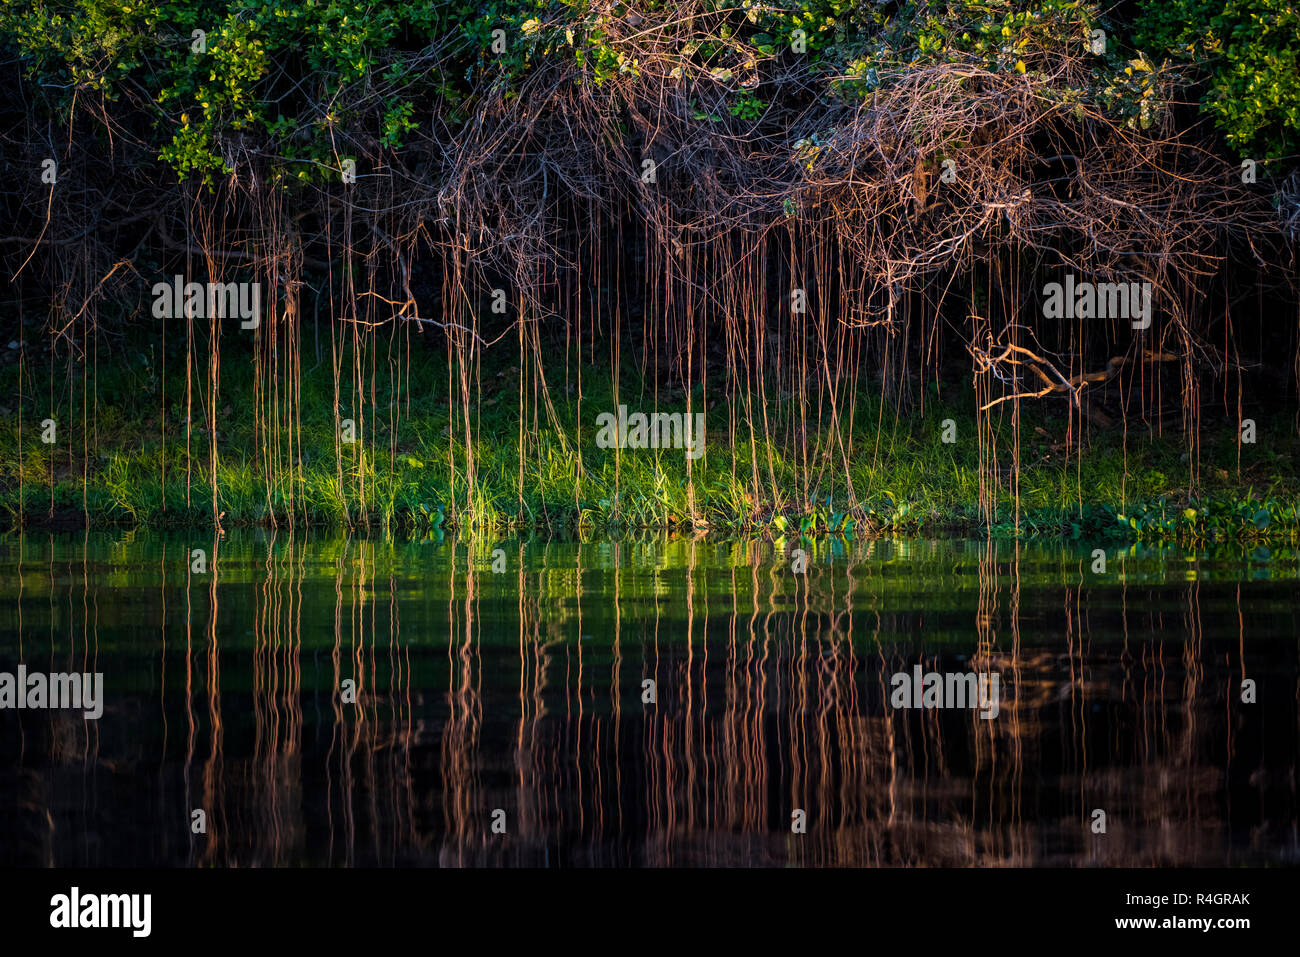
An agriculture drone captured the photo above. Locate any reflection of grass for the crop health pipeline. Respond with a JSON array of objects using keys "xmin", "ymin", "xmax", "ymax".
[{"xmin": 1, "ymin": 352, "xmax": 1297, "ymax": 543}]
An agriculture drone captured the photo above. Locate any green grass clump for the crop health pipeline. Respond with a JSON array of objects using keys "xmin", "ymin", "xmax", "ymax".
[{"xmin": 1, "ymin": 347, "xmax": 1297, "ymax": 545}]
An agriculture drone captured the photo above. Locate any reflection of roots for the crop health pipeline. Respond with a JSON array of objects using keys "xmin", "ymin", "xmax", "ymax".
[{"xmin": 48, "ymin": 710, "xmax": 90, "ymax": 763}]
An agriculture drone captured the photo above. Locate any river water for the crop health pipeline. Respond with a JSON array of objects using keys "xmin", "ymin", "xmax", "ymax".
[{"xmin": 1, "ymin": 530, "xmax": 1296, "ymax": 866}]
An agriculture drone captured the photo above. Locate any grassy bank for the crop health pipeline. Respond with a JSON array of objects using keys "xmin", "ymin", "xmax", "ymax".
[{"xmin": 2, "ymin": 343, "xmax": 1297, "ymax": 545}]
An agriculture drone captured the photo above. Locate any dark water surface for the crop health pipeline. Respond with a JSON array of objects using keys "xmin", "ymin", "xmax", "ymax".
[{"xmin": 1, "ymin": 530, "xmax": 1296, "ymax": 867}]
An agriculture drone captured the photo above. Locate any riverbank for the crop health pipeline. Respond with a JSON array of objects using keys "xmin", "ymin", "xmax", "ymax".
[{"xmin": 2, "ymin": 353, "xmax": 1297, "ymax": 544}]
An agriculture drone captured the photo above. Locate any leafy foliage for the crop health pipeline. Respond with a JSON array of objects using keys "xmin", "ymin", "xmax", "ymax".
[
  {"xmin": 5, "ymin": 0, "xmax": 1293, "ymax": 182},
  {"xmin": 1136, "ymin": 0, "xmax": 1300, "ymax": 159}
]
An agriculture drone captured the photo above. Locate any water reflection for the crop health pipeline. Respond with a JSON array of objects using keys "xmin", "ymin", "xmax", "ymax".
[{"xmin": 0, "ymin": 531, "xmax": 1296, "ymax": 867}]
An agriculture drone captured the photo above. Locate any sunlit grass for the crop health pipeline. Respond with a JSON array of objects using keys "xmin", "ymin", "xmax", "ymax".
[{"xmin": 2, "ymin": 354, "xmax": 1296, "ymax": 544}]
